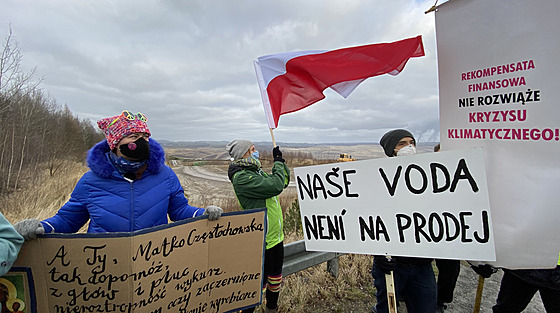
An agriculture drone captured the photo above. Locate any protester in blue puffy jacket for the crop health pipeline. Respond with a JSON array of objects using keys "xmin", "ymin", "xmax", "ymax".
[
  {"xmin": 0, "ymin": 212, "xmax": 24, "ymax": 276},
  {"xmin": 14, "ymin": 110, "xmax": 222, "ymax": 238}
]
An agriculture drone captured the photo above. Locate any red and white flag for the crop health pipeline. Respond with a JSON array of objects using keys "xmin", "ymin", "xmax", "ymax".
[{"xmin": 254, "ymin": 35, "xmax": 425, "ymax": 129}]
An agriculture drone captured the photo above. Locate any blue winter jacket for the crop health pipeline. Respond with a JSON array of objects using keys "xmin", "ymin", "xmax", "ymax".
[{"xmin": 41, "ymin": 139, "xmax": 204, "ymax": 233}]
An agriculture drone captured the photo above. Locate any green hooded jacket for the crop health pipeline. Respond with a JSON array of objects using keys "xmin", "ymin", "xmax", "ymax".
[{"xmin": 228, "ymin": 157, "xmax": 290, "ymax": 249}]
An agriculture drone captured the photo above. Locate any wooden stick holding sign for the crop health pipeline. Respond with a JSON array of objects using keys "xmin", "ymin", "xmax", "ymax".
[
  {"xmin": 385, "ymin": 256, "xmax": 398, "ymax": 313},
  {"xmin": 473, "ymin": 275, "xmax": 485, "ymax": 313}
]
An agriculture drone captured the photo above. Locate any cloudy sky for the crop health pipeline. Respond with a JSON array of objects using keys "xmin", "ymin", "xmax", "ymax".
[{"xmin": 1, "ymin": 0, "xmax": 444, "ymax": 144}]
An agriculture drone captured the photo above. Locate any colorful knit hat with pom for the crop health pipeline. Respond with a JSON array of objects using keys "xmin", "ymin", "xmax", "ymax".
[{"xmin": 97, "ymin": 111, "xmax": 151, "ymax": 150}]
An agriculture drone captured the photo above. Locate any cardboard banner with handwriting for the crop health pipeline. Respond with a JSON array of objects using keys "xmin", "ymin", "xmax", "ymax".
[{"xmin": 6, "ymin": 209, "xmax": 265, "ymax": 313}]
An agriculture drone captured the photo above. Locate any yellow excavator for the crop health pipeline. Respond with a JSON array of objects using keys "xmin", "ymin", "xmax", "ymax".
[{"xmin": 337, "ymin": 153, "xmax": 356, "ymax": 162}]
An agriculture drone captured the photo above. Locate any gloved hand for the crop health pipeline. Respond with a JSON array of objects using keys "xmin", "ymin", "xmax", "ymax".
[
  {"xmin": 14, "ymin": 219, "xmax": 45, "ymax": 241},
  {"xmin": 374, "ymin": 255, "xmax": 396, "ymax": 274},
  {"xmin": 205, "ymin": 205, "xmax": 223, "ymax": 221},
  {"xmin": 273, "ymin": 146, "xmax": 285, "ymax": 163},
  {"xmin": 470, "ymin": 263, "xmax": 497, "ymax": 278}
]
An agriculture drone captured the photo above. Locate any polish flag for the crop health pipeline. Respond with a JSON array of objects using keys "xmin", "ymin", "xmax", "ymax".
[{"xmin": 254, "ymin": 35, "xmax": 425, "ymax": 129}]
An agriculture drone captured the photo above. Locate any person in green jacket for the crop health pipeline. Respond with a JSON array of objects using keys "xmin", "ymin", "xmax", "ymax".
[
  {"xmin": 0, "ymin": 212, "xmax": 24, "ymax": 276},
  {"xmin": 226, "ymin": 140, "xmax": 289, "ymax": 313}
]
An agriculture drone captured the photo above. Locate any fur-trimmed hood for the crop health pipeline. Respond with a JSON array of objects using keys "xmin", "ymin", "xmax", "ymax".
[
  {"xmin": 42, "ymin": 137, "xmax": 203, "ymax": 234},
  {"xmin": 86, "ymin": 138, "xmax": 166, "ymax": 179}
]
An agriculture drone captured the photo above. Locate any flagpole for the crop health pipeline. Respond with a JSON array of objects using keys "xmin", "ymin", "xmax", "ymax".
[{"xmin": 269, "ymin": 128, "xmax": 277, "ymax": 147}]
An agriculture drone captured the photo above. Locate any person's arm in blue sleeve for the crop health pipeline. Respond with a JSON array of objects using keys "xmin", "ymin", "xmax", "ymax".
[
  {"xmin": 0, "ymin": 212, "xmax": 24, "ymax": 276},
  {"xmin": 41, "ymin": 175, "xmax": 91, "ymax": 233},
  {"xmin": 166, "ymin": 169, "xmax": 205, "ymax": 221}
]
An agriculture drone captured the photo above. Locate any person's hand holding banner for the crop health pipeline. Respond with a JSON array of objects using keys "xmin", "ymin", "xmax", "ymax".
[
  {"xmin": 375, "ymin": 256, "xmax": 397, "ymax": 274},
  {"xmin": 471, "ymin": 263, "xmax": 497, "ymax": 278}
]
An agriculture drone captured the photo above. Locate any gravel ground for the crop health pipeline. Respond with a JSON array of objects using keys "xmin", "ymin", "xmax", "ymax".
[
  {"xmin": 440, "ymin": 262, "xmax": 546, "ymax": 313},
  {"xmin": 366, "ymin": 261, "xmax": 547, "ymax": 313}
]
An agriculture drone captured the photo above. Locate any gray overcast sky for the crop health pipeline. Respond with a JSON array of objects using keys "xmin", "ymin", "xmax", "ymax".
[{"xmin": 1, "ymin": 0, "xmax": 442, "ymax": 144}]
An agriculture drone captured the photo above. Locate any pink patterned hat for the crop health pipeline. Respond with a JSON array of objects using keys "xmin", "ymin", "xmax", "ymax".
[{"xmin": 97, "ymin": 111, "xmax": 151, "ymax": 150}]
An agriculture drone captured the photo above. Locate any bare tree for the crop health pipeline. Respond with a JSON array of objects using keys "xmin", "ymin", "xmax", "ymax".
[
  {"xmin": 0, "ymin": 26, "xmax": 41, "ymax": 192},
  {"xmin": 0, "ymin": 26, "xmax": 41, "ymax": 114},
  {"xmin": 0, "ymin": 26, "xmax": 101, "ymax": 193}
]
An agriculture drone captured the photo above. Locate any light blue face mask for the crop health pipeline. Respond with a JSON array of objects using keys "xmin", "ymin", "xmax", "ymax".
[{"xmin": 251, "ymin": 150, "xmax": 260, "ymax": 159}]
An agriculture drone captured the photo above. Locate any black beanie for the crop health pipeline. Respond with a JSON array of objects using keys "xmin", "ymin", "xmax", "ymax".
[{"xmin": 380, "ymin": 129, "xmax": 415, "ymax": 157}]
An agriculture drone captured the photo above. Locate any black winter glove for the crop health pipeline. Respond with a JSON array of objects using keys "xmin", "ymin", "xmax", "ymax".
[
  {"xmin": 273, "ymin": 146, "xmax": 285, "ymax": 163},
  {"xmin": 471, "ymin": 264, "xmax": 497, "ymax": 278},
  {"xmin": 374, "ymin": 256, "xmax": 396, "ymax": 274}
]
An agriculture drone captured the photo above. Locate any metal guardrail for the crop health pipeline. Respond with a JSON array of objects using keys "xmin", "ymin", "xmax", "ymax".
[{"xmin": 282, "ymin": 240, "xmax": 344, "ymax": 277}]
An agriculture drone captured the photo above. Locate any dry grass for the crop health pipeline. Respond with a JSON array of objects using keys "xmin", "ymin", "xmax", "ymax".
[
  {"xmin": 1, "ymin": 160, "xmax": 88, "ymax": 225},
  {"xmin": 276, "ymin": 244, "xmax": 375, "ymax": 312}
]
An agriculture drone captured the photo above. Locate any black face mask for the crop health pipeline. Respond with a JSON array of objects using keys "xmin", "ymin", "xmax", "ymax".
[{"xmin": 119, "ymin": 138, "xmax": 150, "ymax": 161}]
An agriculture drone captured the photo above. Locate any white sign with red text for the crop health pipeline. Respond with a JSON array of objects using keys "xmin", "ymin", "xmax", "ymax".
[{"xmin": 436, "ymin": 0, "xmax": 560, "ymax": 268}]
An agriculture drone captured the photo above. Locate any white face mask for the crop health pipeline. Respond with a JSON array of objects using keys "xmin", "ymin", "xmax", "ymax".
[{"xmin": 396, "ymin": 144, "xmax": 416, "ymax": 156}]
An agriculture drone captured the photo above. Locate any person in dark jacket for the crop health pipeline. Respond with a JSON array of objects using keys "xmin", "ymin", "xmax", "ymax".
[
  {"xmin": 432, "ymin": 143, "xmax": 461, "ymax": 313},
  {"xmin": 226, "ymin": 140, "xmax": 289, "ymax": 313},
  {"xmin": 14, "ymin": 110, "xmax": 222, "ymax": 237},
  {"xmin": 491, "ymin": 254, "xmax": 560, "ymax": 312},
  {"xmin": 372, "ymin": 129, "xmax": 437, "ymax": 313}
]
